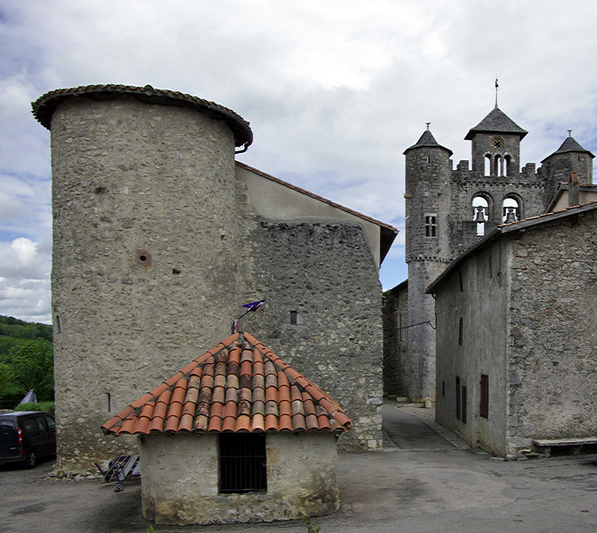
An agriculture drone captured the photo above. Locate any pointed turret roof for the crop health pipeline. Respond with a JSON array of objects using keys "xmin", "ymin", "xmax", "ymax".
[
  {"xmin": 465, "ymin": 106, "xmax": 527, "ymax": 140},
  {"xmin": 542, "ymin": 135, "xmax": 595, "ymax": 162},
  {"xmin": 404, "ymin": 128, "xmax": 452, "ymax": 156},
  {"xmin": 101, "ymin": 332, "xmax": 353, "ymax": 435}
]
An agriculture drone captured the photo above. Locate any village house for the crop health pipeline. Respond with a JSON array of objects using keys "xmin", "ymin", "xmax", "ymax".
[
  {"xmin": 32, "ymin": 84, "xmax": 396, "ymax": 473},
  {"xmin": 426, "ymin": 198, "xmax": 597, "ymax": 457},
  {"xmin": 102, "ymin": 331, "xmax": 351, "ymax": 525}
]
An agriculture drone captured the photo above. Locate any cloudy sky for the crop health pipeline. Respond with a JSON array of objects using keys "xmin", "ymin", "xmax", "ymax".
[{"xmin": 1, "ymin": 0, "xmax": 596, "ymax": 324}]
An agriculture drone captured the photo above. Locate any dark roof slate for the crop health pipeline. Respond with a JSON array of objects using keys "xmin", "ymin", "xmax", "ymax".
[
  {"xmin": 404, "ymin": 129, "xmax": 453, "ymax": 156},
  {"xmin": 465, "ymin": 106, "xmax": 527, "ymax": 140},
  {"xmin": 542, "ymin": 135, "xmax": 595, "ymax": 161}
]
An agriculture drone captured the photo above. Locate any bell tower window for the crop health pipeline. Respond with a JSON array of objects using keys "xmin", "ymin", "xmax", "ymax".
[
  {"xmin": 502, "ymin": 197, "xmax": 520, "ymax": 223},
  {"xmin": 472, "ymin": 196, "xmax": 488, "ymax": 235}
]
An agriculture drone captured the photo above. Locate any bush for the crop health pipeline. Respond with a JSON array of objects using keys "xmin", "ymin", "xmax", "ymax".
[{"xmin": 14, "ymin": 401, "xmax": 55, "ymax": 415}]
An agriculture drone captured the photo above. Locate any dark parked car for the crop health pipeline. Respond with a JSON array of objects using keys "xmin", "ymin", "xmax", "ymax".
[{"xmin": 0, "ymin": 411, "xmax": 56, "ymax": 468}]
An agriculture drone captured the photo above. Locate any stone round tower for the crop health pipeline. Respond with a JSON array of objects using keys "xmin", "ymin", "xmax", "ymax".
[
  {"xmin": 403, "ymin": 127, "xmax": 453, "ymax": 400},
  {"xmin": 32, "ymin": 85, "xmax": 252, "ymax": 472}
]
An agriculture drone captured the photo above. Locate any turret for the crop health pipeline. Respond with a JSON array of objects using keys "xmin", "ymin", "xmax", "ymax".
[
  {"xmin": 541, "ymin": 133, "xmax": 594, "ymax": 186},
  {"xmin": 403, "ymin": 127, "xmax": 453, "ymax": 263}
]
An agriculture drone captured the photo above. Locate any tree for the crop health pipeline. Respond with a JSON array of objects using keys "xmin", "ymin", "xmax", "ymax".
[{"xmin": 10, "ymin": 340, "xmax": 54, "ymax": 400}]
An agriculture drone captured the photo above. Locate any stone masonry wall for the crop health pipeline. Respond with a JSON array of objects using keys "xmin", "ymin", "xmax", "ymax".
[
  {"xmin": 50, "ymin": 97, "xmax": 239, "ymax": 472},
  {"xmin": 382, "ymin": 283, "xmax": 409, "ymax": 397},
  {"xmin": 234, "ymin": 179, "xmax": 384, "ymax": 449},
  {"xmin": 140, "ymin": 433, "xmax": 339, "ymax": 525},
  {"xmin": 507, "ymin": 212, "xmax": 597, "ymax": 451}
]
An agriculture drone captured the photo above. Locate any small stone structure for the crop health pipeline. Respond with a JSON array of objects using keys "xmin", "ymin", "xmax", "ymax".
[
  {"xmin": 427, "ymin": 201, "xmax": 597, "ymax": 456},
  {"xmin": 31, "ymin": 85, "xmax": 396, "ymax": 472},
  {"xmin": 103, "ymin": 332, "xmax": 352, "ymax": 525}
]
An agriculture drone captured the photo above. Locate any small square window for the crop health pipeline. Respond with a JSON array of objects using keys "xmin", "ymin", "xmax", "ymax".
[
  {"xmin": 219, "ymin": 434, "xmax": 267, "ymax": 494},
  {"xmin": 425, "ymin": 214, "xmax": 437, "ymax": 237}
]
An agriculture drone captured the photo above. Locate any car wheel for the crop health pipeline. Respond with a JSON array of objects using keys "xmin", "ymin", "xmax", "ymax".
[{"xmin": 25, "ymin": 451, "xmax": 36, "ymax": 469}]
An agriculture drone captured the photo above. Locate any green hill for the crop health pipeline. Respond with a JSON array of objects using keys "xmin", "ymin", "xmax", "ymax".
[{"xmin": 0, "ymin": 316, "xmax": 53, "ymax": 408}]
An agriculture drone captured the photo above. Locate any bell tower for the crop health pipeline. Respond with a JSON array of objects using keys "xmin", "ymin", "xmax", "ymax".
[{"xmin": 465, "ymin": 105, "xmax": 528, "ymax": 178}]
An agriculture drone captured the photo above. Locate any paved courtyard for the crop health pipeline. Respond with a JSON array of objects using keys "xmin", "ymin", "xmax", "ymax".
[{"xmin": 1, "ymin": 403, "xmax": 596, "ymax": 532}]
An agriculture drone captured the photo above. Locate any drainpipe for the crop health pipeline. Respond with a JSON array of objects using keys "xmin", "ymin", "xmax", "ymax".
[{"xmin": 569, "ymin": 172, "xmax": 580, "ymax": 207}]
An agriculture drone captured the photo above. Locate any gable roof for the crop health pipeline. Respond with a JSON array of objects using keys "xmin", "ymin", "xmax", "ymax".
[
  {"xmin": 236, "ymin": 161, "xmax": 398, "ymax": 262},
  {"xmin": 102, "ymin": 332, "xmax": 353, "ymax": 436},
  {"xmin": 426, "ymin": 200, "xmax": 597, "ymax": 294},
  {"xmin": 465, "ymin": 106, "xmax": 528, "ymax": 140}
]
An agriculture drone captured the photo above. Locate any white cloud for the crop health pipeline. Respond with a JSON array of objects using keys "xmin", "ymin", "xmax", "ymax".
[{"xmin": 0, "ymin": 0, "xmax": 596, "ymax": 319}]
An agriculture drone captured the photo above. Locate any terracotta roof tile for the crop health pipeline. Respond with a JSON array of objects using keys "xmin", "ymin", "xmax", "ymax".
[{"xmin": 102, "ymin": 332, "xmax": 353, "ymax": 436}]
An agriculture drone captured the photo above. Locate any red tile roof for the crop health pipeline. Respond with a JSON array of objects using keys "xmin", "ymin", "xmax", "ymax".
[{"xmin": 102, "ymin": 332, "xmax": 352, "ymax": 436}]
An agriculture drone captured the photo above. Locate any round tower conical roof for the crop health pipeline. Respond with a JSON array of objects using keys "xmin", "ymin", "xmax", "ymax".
[
  {"xmin": 404, "ymin": 128, "xmax": 452, "ymax": 156},
  {"xmin": 541, "ymin": 135, "xmax": 595, "ymax": 162},
  {"xmin": 464, "ymin": 106, "xmax": 527, "ymax": 140}
]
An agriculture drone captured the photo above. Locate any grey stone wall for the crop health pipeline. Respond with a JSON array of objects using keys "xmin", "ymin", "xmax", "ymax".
[
  {"xmin": 433, "ymin": 240, "xmax": 511, "ymax": 456},
  {"xmin": 507, "ymin": 212, "xmax": 597, "ymax": 451},
  {"xmin": 235, "ymin": 202, "xmax": 384, "ymax": 450},
  {"xmin": 140, "ymin": 433, "xmax": 339, "ymax": 525},
  {"xmin": 50, "ymin": 97, "xmax": 240, "ymax": 472},
  {"xmin": 382, "ymin": 282, "xmax": 409, "ymax": 397}
]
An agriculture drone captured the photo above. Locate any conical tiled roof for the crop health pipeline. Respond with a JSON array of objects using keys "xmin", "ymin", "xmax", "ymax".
[
  {"xmin": 542, "ymin": 135, "xmax": 595, "ymax": 161},
  {"xmin": 102, "ymin": 332, "xmax": 353, "ymax": 435},
  {"xmin": 465, "ymin": 106, "xmax": 527, "ymax": 140},
  {"xmin": 404, "ymin": 129, "xmax": 453, "ymax": 155}
]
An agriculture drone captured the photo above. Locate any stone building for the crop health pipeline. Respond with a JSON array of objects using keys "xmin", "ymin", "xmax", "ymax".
[
  {"xmin": 426, "ymin": 201, "xmax": 597, "ymax": 456},
  {"xmin": 103, "ymin": 332, "xmax": 352, "ymax": 525},
  {"xmin": 384, "ymin": 104, "xmax": 594, "ymax": 401},
  {"xmin": 32, "ymin": 84, "xmax": 396, "ymax": 473}
]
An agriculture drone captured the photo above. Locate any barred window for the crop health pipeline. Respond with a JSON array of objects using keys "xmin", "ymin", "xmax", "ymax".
[{"xmin": 219, "ymin": 434, "xmax": 267, "ymax": 493}]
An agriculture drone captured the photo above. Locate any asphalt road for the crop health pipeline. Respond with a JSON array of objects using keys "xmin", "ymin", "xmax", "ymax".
[{"xmin": 1, "ymin": 404, "xmax": 596, "ymax": 533}]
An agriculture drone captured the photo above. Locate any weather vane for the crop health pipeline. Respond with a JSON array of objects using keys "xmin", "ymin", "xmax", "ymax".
[
  {"xmin": 495, "ymin": 77, "xmax": 499, "ymax": 108},
  {"xmin": 232, "ymin": 299, "xmax": 265, "ymax": 333}
]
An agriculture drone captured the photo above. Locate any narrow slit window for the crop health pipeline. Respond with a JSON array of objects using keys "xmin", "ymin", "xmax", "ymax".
[
  {"xmin": 219, "ymin": 434, "xmax": 267, "ymax": 494},
  {"xmin": 290, "ymin": 310, "xmax": 298, "ymax": 326},
  {"xmin": 462, "ymin": 386, "xmax": 467, "ymax": 424},
  {"xmin": 458, "ymin": 317, "xmax": 463, "ymax": 346},
  {"xmin": 455, "ymin": 376, "xmax": 461, "ymax": 420},
  {"xmin": 480, "ymin": 374, "xmax": 489, "ymax": 419}
]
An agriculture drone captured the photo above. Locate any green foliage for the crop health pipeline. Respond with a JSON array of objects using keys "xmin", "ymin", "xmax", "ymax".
[
  {"xmin": 302, "ymin": 516, "xmax": 321, "ymax": 533},
  {"xmin": 0, "ymin": 316, "xmax": 54, "ymax": 404},
  {"xmin": 10, "ymin": 340, "xmax": 54, "ymax": 400},
  {"xmin": 14, "ymin": 401, "xmax": 55, "ymax": 415}
]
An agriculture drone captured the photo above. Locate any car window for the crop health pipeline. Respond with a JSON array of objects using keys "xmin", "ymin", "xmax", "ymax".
[
  {"xmin": 0, "ymin": 420, "xmax": 16, "ymax": 436},
  {"xmin": 36, "ymin": 416, "xmax": 48, "ymax": 431},
  {"xmin": 22, "ymin": 418, "xmax": 38, "ymax": 434},
  {"xmin": 44, "ymin": 416, "xmax": 56, "ymax": 431}
]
